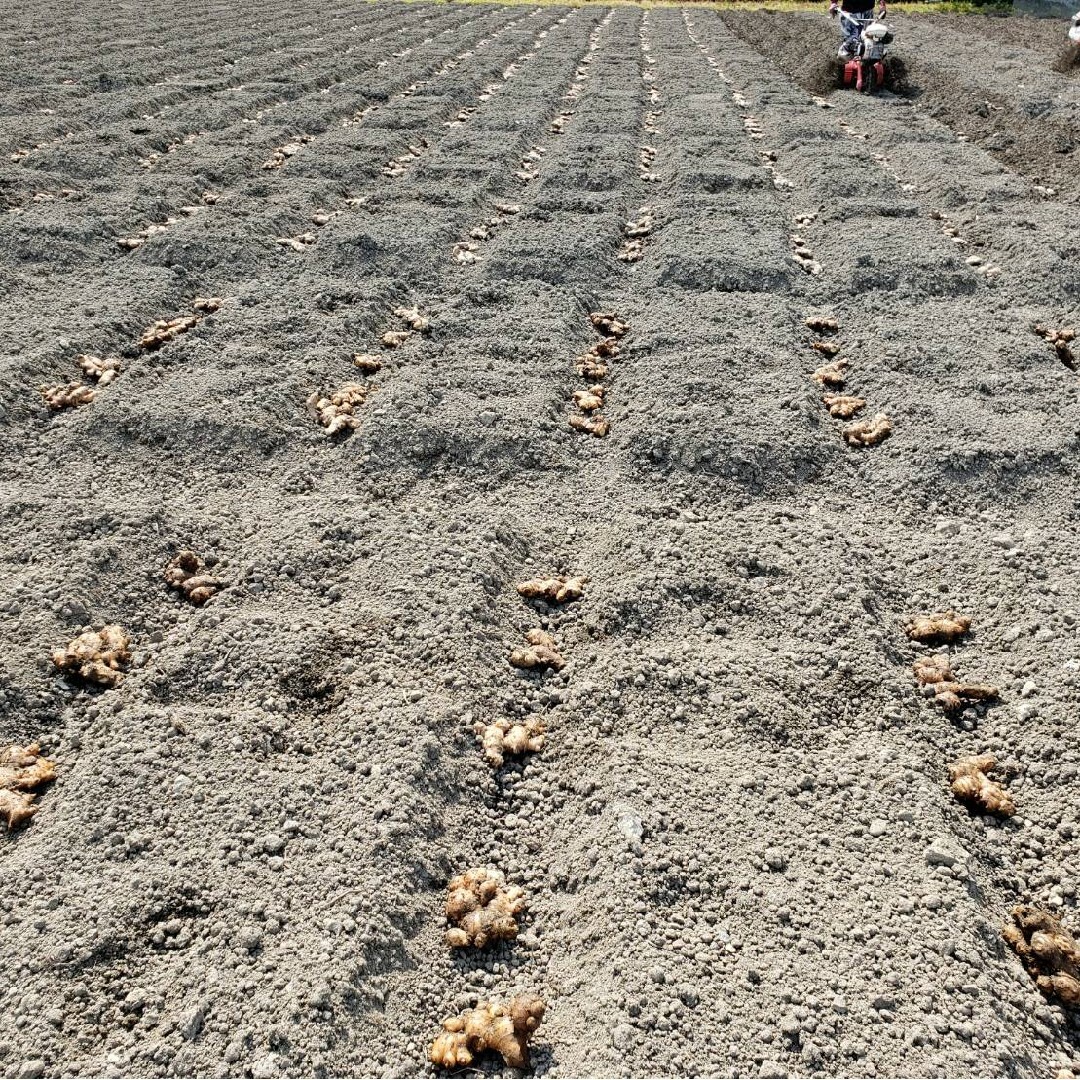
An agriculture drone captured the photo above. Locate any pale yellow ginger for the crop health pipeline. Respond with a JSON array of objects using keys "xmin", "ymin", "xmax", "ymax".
[
  {"xmin": 445, "ymin": 868, "xmax": 525, "ymax": 948},
  {"xmin": 589, "ymin": 312, "xmax": 628, "ymax": 338},
  {"xmin": 576, "ymin": 356, "xmax": 609, "ymax": 381},
  {"xmin": 907, "ymin": 612, "xmax": 971, "ymax": 644},
  {"xmin": 429, "ymin": 995, "xmax": 546, "ymax": 1069},
  {"xmin": 842, "ymin": 413, "xmax": 891, "ymax": 447},
  {"xmin": 380, "ymin": 330, "xmax": 411, "ymax": 349},
  {"xmin": 812, "ymin": 340, "xmax": 840, "ymax": 358},
  {"xmin": 509, "ymin": 629, "xmax": 565, "ymax": 672},
  {"xmin": 307, "ymin": 384, "xmax": 374, "ymax": 434},
  {"xmin": 1034, "ymin": 324, "xmax": 1076, "ymax": 369},
  {"xmin": 948, "ymin": 754, "xmax": 1015, "ymax": 816},
  {"xmin": 192, "ymin": 297, "xmax": 223, "ymax": 313},
  {"xmin": 618, "ymin": 239, "xmax": 644, "ymax": 263},
  {"xmin": 393, "ymin": 305, "xmax": 430, "ymax": 333},
  {"xmin": 0, "ymin": 743, "xmax": 57, "ymax": 829},
  {"xmin": 570, "ymin": 413, "xmax": 609, "ymax": 438},
  {"xmin": 353, "ymin": 354, "xmax": 383, "ymax": 374},
  {"xmin": 1004, "ymin": 907, "xmax": 1080, "ymax": 1008},
  {"xmin": 805, "ymin": 315, "xmax": 839, "ymax": 334},
  {"xmin": 40, "ymin": 382, "xmax": 96, "ymax": 410},
  {"xmin": 624, "ymin": 207, "xmax": 654, "ymax": 238},
  {"xmin": 75, "ymin": 354, "xmax": 121, "ymax": 385},
  {"xmin": 474, "ymin": 716, "xmax": 545, "ymax": 768},
  {"xmin": 810, "ymin": 359, "xmax": 848, "ymax": 389},
  {"xmin": 912, "ymin": 650, "xmax": 998, "ymax": 714},
  {"xmin": 53, "ymin": 626, "xmax": 130, "ymax": 687},
  {"xmin": 277, "ymin": 232, "xmax": 316, "ymax": 251},
  {"xmin": 139, "ymin": 314, "xmax": 199, "ymax": 351},
  {"xmin": 822, "ymin": 393, "xmax": 865, "ymax": 419},
  {"xmin": 453, "ymin": 242, "xmax": 479, "ymax": 265},
  {"xmin": 573, "ymin": 387, "xmax": 605, "ymax": 412},
  {"xmin": 164, "ymin": 551, "xmax": 220, "ymax": 605},
  {"xmin": 517, "ymin": 576, "xmax": 587, "ymax": 604}
]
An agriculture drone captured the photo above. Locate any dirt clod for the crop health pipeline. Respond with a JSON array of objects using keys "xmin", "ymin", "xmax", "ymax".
[
  {"xmin": 1004, "ymin": 907, "xmax": 1080, "ymax": 1007},
  {"xmin": 0, "ymin": 743, "xmax": 57, "ymax": 829},
  {"xmin": 474, "ymin": 716, "xmax": 545, "ymax": 768},
  {"xmin": 508, "ymin": 629, "xmax": 565, "ymax": 671},
  {"xmin": 164, "ymin": 551, "xmax": 221, "ymax": 605},
  {"xmin": 444, "ymin": 868, "xmax": 525, "ymax": 948},
  {"xmin": 948, "ymin": 754, "xmax": 1015, "ymax": 816},
  {"xmin": 52, "ymin": 626, "xmax": 130, "ymax": 687},
  {"xmin": 429, "ymin": 995, "xmax": 546, "ymax": 1070}
]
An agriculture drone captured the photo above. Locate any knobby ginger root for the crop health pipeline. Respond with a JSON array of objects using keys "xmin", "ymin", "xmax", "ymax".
[
  {"xmin": 569, "ymin": 413, "xmax": 609, "ymax": 438},
  {"xmin": 139, "ymin": 314, "xmax": 198, "ymax": 351},
  {"xmin": 812, "ymin": 340, "xmax": 840, "ymax": 358},
  {"xmin": 380, "ymin": 330, "xmax": 411, "ymax": 349},
  {"xmin": 429, "ymin": 995, "xmax": 546, "ymax": 1070},
  {"xmin": 576, "ymin": 355, "xmax": 609, "ymax": 381},
  {"xmin": 453, "ymin": 242, "xmax": 479, "ymax": 265},
  {"xmin": 75, "ymin": 354, "xmax": 121, "ymax": 385},
  {"xmin": 572, "ymin": 387, "xmax": 604, "ymax": 412},
  {"xmin": 509, "ymin": 629, "xmax": 564, "ymax": 672},
  {"xmin": 912, "ymin": 650, "xmax": 997, "ymax": 713},
  {"xmin": 842, "ymin": 413, "xmax": 891, "ymax": 447},
  {"xmin": 0, "ymin": 743, "xmax": 57, "ymax": 829},
  {"xmin": 810, "ymin": 359, "xmax": 847, "ymax": 388},
  {"xmin": 445, "ymin": 868, "xmax": 525, "ymax": 948},
  {"xmin": 53, "ymin": 626, "xmax": 130, "ymax": 687},
  {"xmin": 517, "ymin": 576, "xmax": 586, "ymax": 604},
  {"xmin": 822, "ymin": 393, "xmax": 865, "ymax": 419},
  {"xmin": 805, "ymin": 315, "xmax": 839, "ymax": 334},
  {"xmin": 307, "ymin": 384, "xmax": 374, "ymax": 435},
  {"xmin": 164, "ymin": 551, "xmax": 220, "ymax": 605},
  {"xmin": 1035, "ymin": 324, "xmax": 1077, "ymax": 370},
  {"xmin": 907, "ymin": 612, "xmax": 971, "ymax": 644},
  {"xmin": 617, "ymin": 239, "xmax": 644, "ymax": 263},
  {"xmin": 590, "ymin": 312, "xmax": 628, "ymax": 338},
  {"xmin": 624, "ymin": 207, "xmax": 654, "ymax": 239},
  {"xmin": 192, "ymin": 297, "xmax": 223, "ymax": 313},
  {"xmin": 1004, "ymin": 907, "xmax": 1080, "ymax": 1007},
  {"xmin": 40, "ymin": 382, "xmax": 96, "ymax": 410},
  {"xmin": 948, "ymin": 754, "xmax": 1015, "ymax": 816},
  {"xmin": 393, "ymin": 306, "xmax": 430, "ymax": 333},
  {"xmin": 353, "ymin": 353, "xmax": 383, "ymax": 374},
  {"xmin": 474, "ymin": 716, "xmax": 545, "ymax": 768}
]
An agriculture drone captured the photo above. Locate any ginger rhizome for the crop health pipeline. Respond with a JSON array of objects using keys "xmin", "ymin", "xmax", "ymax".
[
  {"xmin": 445, "ymin": 868, "xmax": 526, "ymax": 948},
  {"xmin": 517, "ymin": 576, "xmax": 587, "ymax": 604},
  {"xmin": 380, "ymin": 330, "xmax": 411, "ymax": 349},
  {"xmin": 75, "ymin": 354, "xmax": 121, "ymax": 385},
  {"xmin": 475, "ymin": 716, "xmax": 545, "ymax": 768},
  {"xmin": 429, "ymin": 995, "xmax": 546, "ymax": 1070},
  {"xmin": 907, "ymin": 612, "xmax": 971, "ymax": 644},
  {"xmin": 138, "ymin": 314, "xmax": 199, "ymax": 351},
  {"xmin": 353, "ymin": 354, "xmax": 383, "ymax": 374},
  {"xmin": 570, "ymin": 413, "xmax": 610, "ymax": 438},
  {"xmin": 812, "ymin": 340, "xmax": 840, "ymax": 358},
  {"xmin": 509, "ymin": 629, "xmax": 565, "ymax": 672},
  {"xmin": 805, "ymin": 315, "xmax": 839, "ymax": 335},
  {"xmin": 40, "ymin": 382, "xmax": 96, "ymax": 410},
  {"xmin": 1004, "ymin": 907, "xmax": 1080, "ymax": 1008},
  {"xmin": 393, "ymin": 305, "xmax": 430, "ymax": 333},
  {"xmin": 590, "ymin": 312, "xmax": 628, "ymax": 338},
  {"xmin": 948, "ymin": 754, "xmax": 1015, "ymax": 816},
  {"xmin": 842, "ymin": 413, "xmax": 892, "ymax": 447},
  {"xmin": 0, "ymin": 743, "xmax": 57, "ymax": 829},
  {"xmin": 822, "ymin": 393, "xmax": 866, "ymax": 419},
  {"xmin": 52, "ymin": 626, "xmax": 130, "ymax": 687},
  {"xmin": 164, "ymin": 551, "xmax": 221, "ymax": 605},
  {"xmin": 1034, "ymin": 324, "xmax": 1077, "ymax": 370},
  {"xmin": 912, "ymin": 652, "xmax": 998, "ymax": 714},
  {"xmin": 810, "ymin": 359, "xmax": 848, "ymax": 389},
  {"xmin": 307, "ymin": 384, "xmax": 374, "ymax": 434}
]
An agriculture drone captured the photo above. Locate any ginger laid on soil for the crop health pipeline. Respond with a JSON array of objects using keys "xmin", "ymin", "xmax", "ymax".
[
  {"xmin": 948, "ymin": 754, "xmax": 1015, "ymax": 816},
  {"xmin": 569, "ymin": 413, "xmax": 610, "ymax": 438},
  {"xmin": 445, "ymin": 868, "xmax": 525, "ymax": 948},
  {"xmin": 590, "ymin": 312, "xmax": 628, "ymax": 338},
  {"xmin": 40, "ymin": 382, "xmax": 96, "ymax": 410},
  {"xmin": 380, "ymin": 330, "xmax": 411, "ymax": 349},
  {"xmin": 912, "ymin": 651, "xmax": 998, "ymax": 714},
  {"xmin": 1034, "ymin": 324, "xmax": 1077, "ymax": 370},
  {"xmin": 164, "ymin": 551, "xmax": 220, "ymax": 605},
  {"xmin": 394, "ymin": 305, "xmax": 430, "ymax": 333},
  {"xmin": 617, "ymin": 239, "xmax": 644, "ymax": 263},
  {"xmin": 907, "ymin": 612, "xmax": 971, "ymax": 644},
  {"xmin": 810, "ymin": 359, "xmax": 848, "ymax": 388},
  {"xmin": 53, "ymin": 626, "xmax": 130, "ymax": 687},
  {"xmin": 430, "ymin": 995, "xmax": 546, "ymax": 1070},
  {"xmin": 75, "ymin": 354, "xmax": 121, "ymax": 385},
  {"xmin": 0, "ymin": 743, "xmax": 57, "ymax": 829},
  {"xmin": 842, "ymin": 413, "xmax": 892, "ymax": 447},
  {"xmin": 812, "ymin": 340, "xmax": 840, "ymax": 358},
  {"xmin": 576, "ymin": 355, "xmax": 609, "ymax": 381},
  {"xmin": 138, "ymin": 314, "xmax": 198, "ymax": 350},
  {"xmin": 509, "ymin": 629, "xmax": 565, "ymax": 672},
  {"xmin": 353, "ymin": 353, "xmax": 383, "ymax": 374},
  {"xmin": 823, "ymin": 393, "xmax": 866, "ymax": 419},
  {"xmin": 474, "ymin": 716, "xmax": 545, "ymax": 768},
  {"xmin": 1004, "ymin": 906, "xmax": 1080, "ymax": 1007},
  {"xmin": 307, "ymin": 384, "xmax": 373, "ymax": 435},
  {"xmin": 572, "ymin": 387, "xmax": 605, "ymax": 412},
  {"xmin": 517, "ymin": 576, "xmax": 587, "ymax": 604},
  {"xmin": 805, "ymin": 315, "xmax": 839, "ymax": 334},
  {"xmin": 192, "ymin": 297, "xmax": 222, "ymax": 313}
]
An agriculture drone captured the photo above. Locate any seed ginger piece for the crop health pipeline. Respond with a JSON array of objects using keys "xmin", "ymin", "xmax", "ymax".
[
  {"xmin": 822, "ymin": 393, "xmax": 865, "ymax": 419},
  {"xmin": 380, "ymin": 330, "xmax": 411, "ymax": 349},
  {"xmin": 907, "ymin": 612, "xmax": 971, "ymax": 644},
  {"xmin": 576, "ymin": 355, "xmax": 609, "ymax": 381},
  {"xmin": 0, "ymin": 743, "xmax": 57, "ymax": 829},
  {"xmin": 805, "ymin": 315, "xmax": 839, "ymax": 334},
  {"xmin": 517, "ymin": 576, "xmax": 586, "ymax": 604},
  {"xmin": 353, "ymin": 354, "xmax": 383, "ymax": 374},
  {"xmin": 1004, "ymin": 906, "xmax": 1080, "ymax": 1007},
  {"xmin": 445, "ymin": 868, "xmax": 525, "ymax": 948},
  {"xmin": 40, "ymin": 382, "xmax": 96, "ymax": 410},
  {"xmin": 75, "ymin": 354, "xmax": 122, "ymax": 385},
  {"xmin": 429, "ymin": 995, "xmax": 546, "ymax": 1070},
  {"xmin": 589, "ymin": 312, "xmax": 628, "ymax": 338},
  {"xmin": 618, "ymin": 239, "xmax": 644, "ymax": 263},
  {"xmin": 569, "ymin": 413, "xmax": 609, "ymax": 438},
  {"xmin": 307, "ymin": 384, "xmax": 373, "ymax": 435},
  {"xmin": 474, "ymin": 716, "xmax": 545, "ymax": 769},
  {"xmin": 573, "ymin": 387, "xmax": 605, "ymax": 412},
  {"xmin": 192, "ymin": 297, "xmax": 222, "ymax": 313},
  {"xmin": 810, "ymin": 359, "xmax": 847, "ymax": 388},
  {"xmin": 393, "ymin": 305, "xmax": 430, "ymax": 333},
  {"xmin": 164, "ymin": 551, "xmax": 220, "ymax": 605},
  {"xmin": 812, "ymin": 340, "xmax": 840, "ymax": 358},
  {"xmin": 138, "ymin": 314, "xmax": 198, "ymax": 351},
  {"xmin": 842, "ymin": 413, "xmax": 891, "ymax": 447},
  {"xmin": 509, "ymin": 629, "xmax": 564, "ymax": 672},
  {"xmin": 949, "ymin": 754, "xmax": 1015, "ymax": 816},
  {"xmin": 1035, "ymin": 324, "xmax": 1077, "ymax": 369},
  {"xmin": 53, "ymin": 626, "xmax": 130, "ymax": 687}
]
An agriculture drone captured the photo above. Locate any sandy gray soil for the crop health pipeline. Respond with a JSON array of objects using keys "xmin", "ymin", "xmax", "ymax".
[{"xmin": 2, "ymin": 1, "xmax": 1080, "ymax": 1078}]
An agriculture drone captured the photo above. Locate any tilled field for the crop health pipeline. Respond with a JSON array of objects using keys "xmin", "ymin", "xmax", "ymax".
[{"xmin": 2, "ymin": 2, "xmax": 1080, "ymax": 1078}]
